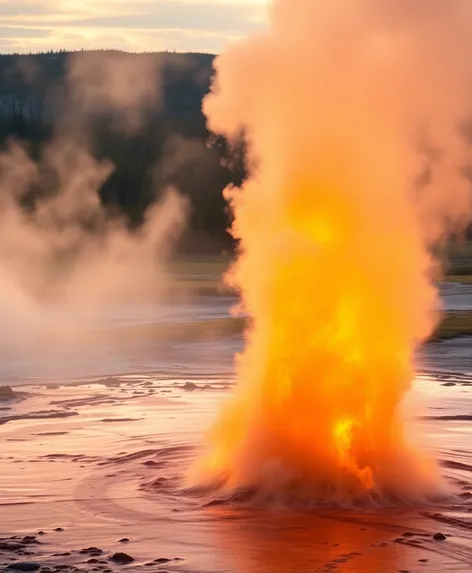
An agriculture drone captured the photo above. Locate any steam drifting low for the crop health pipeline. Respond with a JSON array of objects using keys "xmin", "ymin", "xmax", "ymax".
[
  {"xmin": 0, "ymin": 52, "xmax": 188, "ymax": 359},
  {"xmin": 195, "ymin": 0, "xmax": 472, "ymax": 504}
]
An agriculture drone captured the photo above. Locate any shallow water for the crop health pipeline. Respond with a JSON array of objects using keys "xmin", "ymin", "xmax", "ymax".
[
  {"xmin": 0, "ymin": 290, "xmax": 471, "ymax": 572},
  {"xmin": 1, "ymin": 367, "xmax": 472, "ymax": 572}
]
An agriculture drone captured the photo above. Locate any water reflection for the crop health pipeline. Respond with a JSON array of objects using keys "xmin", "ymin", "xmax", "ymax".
[{"xmin": 208, "ymin": 508, "xmax": 422, "ymax": 573}]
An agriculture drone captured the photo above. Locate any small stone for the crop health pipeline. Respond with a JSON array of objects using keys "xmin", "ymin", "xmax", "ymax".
[
  {"xmin": 54, "ymin": 528, "xmax": 64, "ymax": 532},
  {"xmin": 0, "ymin": 541, "xmax": 23, "ymax": 550},
  {"xmin": 36, "ymin": 532, "xmax": 45, "ymax": 536},
  {"xmin": 419, "ymin": 559, "xmax": 429, "ymax": 562},
  {"xmin": 154, "ymin": 558, "xmax": 171, "ymax": 564},
  {"xmin": 110, "ymin": 552, "xmax": 134, "ymax": 564},
  {"xmin": 441, "ymin": 382, "xmax": 456, "ymax": 387},
  {"xmin": 0, "ymin": 386, "xmax": 16, "ymax": 400},
  {"xmin": 6, "ymin": 563, "xmax": 41, "ymax": 571},
  {"xmin": 402, "ymin": 532, "xmax": 414, "ymax": 537},
  {"xmin": 182, "ymin": 382, "xmax": 197, "ymax": 391},
  {"xmin": 79, "ymin": 547, "xmax": 103, "ymax": 555},
  {"xmin": 86, "ymin": 558, "xmax": 99, "ymax": 564},
  {"xmin": 433, "ymin": 532, "xmax": 447, "ymax": 541},
  {"xmin": 119, "ymin": 538, "xmax": 130, "ymax": 543}
]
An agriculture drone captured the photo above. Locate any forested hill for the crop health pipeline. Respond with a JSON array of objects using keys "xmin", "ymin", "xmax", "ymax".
[
  {"xmin": 0, "ymin": 50, "xmax": 244, "ymax": 252},
  {"xmin": 0, "ymin": 50, "xmax": 215, "ymax": 120}
]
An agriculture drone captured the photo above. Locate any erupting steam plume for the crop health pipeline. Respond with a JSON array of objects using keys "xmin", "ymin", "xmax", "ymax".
[{"xmin": 195, "ymin": 0, "xmax": 472, "ymax": 504}]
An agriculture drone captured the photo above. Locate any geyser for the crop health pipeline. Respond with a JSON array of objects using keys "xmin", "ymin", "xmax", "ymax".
[{"xmin": 194, "ymin": 0, "xmax": 472, "ymax": 504}]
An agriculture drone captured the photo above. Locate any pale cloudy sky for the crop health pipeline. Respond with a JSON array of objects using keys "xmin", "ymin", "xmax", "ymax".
[{"xmin": 0, "ymin": 0, "xmax": 268, "ymax": 54}]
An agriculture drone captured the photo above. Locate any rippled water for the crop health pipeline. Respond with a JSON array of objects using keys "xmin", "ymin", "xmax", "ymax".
[{"xmin": 0, "ymin": 286, "xmax": 471, "ymax": 572}]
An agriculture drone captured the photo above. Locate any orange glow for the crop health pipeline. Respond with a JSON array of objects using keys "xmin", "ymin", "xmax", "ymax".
[{"xmin": 193, "ymin": 0, "xmax": 472, "ymax": 505}]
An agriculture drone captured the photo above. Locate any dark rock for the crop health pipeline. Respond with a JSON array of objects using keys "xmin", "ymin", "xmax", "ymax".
[
  {"xmin": 182, "ymin": 382, "xmax": 197, "ymax": 391},
  {"xmin": 54, "ymin": 528, "xmax": 64, "ymax": 532},
  {"xmin": 441, "ymin": 382, "xmax": 456, "ymax": 387},
  {"xmin": 143, "ymin": 460, "xmax": 159, "ymax": 467},
  {"xmin": 419, "ymin": 559, "xmax": 429, "ymax": 562},
  {"xmin": 401, "ymin": 532, "xmax": 414, "ymax": 537},
  {"xmin": 79, "ymin": 547, "xmax": 103, "ymax": 555},
  {"xmin": 0, "ymin": 386, "xmax": 16, "ymax": 400},
  {"xmin": 433, "ymin": 532, "xmax": 447, "ymax": 541},
  {"xmin": 6, "ymin": 563, "xmax": 41, "ymax": 571},
  {"xmin": 51, "ymin": 553, "xmax": 70, "ymax": 557},
  {"xmin": 154, "ymin": 558, "xmax": 171, "ymax": 564},
  {"xmin": 119, "ymin": 538, "xmax": 130, "ymax": 543},
  {"xmin": 0, "ymin": 541, "xmax": 23, "ymax": 551},
  {"xmin": 36, "ymin": 532, "xmax": 45, "ymax": 536},
  {"xmin": 110, "ymin": 552, "xmax": 134, "ymax": 564},
  {"xmin": 97, "ymin": 377, "xmax": 121, "ymax": 387},
  {"xmin": 86, "ymin": 558, "xmax": 99, "ymax": 564}
]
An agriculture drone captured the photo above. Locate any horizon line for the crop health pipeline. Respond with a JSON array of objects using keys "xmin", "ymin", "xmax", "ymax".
[{"xmin": 0, "ymin": 48, "xmax": 219, "ymax": 57}]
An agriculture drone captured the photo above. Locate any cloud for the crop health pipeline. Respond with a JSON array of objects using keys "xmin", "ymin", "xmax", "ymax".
[
  {"xmin": 0, "ymin": 26, "xmax": 50, "ymax": 38},
  {"xmin": 0, "ymin": 0, "xmax": 268, "ymax": 53},
  {"xmin": 0, "ymin": 0, "xmax": 57, "ymax": 17}
]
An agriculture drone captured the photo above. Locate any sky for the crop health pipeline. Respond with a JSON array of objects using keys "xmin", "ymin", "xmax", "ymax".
[{"xmin": 0, "ymin": 0, "xmax": 268, "ymax": 54}]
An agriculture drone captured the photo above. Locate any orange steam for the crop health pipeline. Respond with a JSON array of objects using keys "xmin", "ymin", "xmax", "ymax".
[{"xmin": 194, "ymin": 0, "xmax": 472, "ymax": 504}]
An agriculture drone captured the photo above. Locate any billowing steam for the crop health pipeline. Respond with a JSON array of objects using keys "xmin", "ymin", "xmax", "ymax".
[
  {"xmin": 195, "ymin": 0, "xmax": 472, "ymax": 504},
  {"xmin": 0, "ymin": 52, "xmax": 188, "ymax": 368}
]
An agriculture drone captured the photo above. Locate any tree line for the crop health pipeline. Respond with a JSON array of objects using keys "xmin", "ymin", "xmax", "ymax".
[{"xmin": 0, "ymin": 50, "xmax": 246, "ymax": 253}]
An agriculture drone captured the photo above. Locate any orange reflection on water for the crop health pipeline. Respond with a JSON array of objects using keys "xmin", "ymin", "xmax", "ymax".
[{"xmin": 207, "ymin": 507, "xmax": 426, "ymax": 573}]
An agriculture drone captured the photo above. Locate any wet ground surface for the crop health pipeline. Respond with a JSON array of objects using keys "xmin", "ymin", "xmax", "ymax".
[
  {"xmin": 0, "ymin": 281, "xmax": 469, "ymax": 381},
  {"xmin": 0, "ymin": 286, "xmax": 471, "ymax": 572},
  {"xmin": 0, "ymin": 345, "xmax": 471, "ymax": 572}
]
